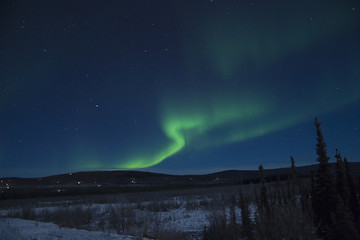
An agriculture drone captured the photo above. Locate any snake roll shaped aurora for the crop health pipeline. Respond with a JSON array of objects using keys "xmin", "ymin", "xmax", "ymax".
[
  {"xmin": 116, "ymin": 1, "xmax": 360, "ymax": 169},
  {"xmin": 1, "ymin": 0, "xmax": 359, "ymax": 176}
]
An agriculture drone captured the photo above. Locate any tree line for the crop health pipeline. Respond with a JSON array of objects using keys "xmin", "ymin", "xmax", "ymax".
[{"xmin": 204, "ymin": 118, "xmax": 360, "ymax": 239}]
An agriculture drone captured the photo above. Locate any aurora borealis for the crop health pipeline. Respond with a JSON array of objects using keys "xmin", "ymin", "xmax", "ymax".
[{"xmin": 1, "ymin": 0, "xmax": 360, "ymax": 177}]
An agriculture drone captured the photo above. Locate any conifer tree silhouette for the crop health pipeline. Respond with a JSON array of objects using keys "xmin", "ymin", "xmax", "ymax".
[{"xmin": 312, "ymin": 118, "xmax": 337, "ymax": 239}]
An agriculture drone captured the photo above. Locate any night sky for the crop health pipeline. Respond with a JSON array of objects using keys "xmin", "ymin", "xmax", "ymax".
[{"xmin": 1, "ymin": 0, "xmax": 360, "ymax": 177}]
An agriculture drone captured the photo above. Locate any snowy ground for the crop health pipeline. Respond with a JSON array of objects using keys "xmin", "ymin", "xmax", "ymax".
[
  {"xmin": 0, "ymin": 185, "xmax": 257, "ymax": 239},
  {"xmin": 0, "ymin": 218, "xmax": 149, "ymax": 240},
  {"xmin": 0, "ymin": 203, "xmax": 210, "ymax": 235}
]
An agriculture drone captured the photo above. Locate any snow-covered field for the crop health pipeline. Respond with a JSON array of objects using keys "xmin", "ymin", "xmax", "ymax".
[
  {"xmin": 0, "ymin": 200, "xmax": 211, "ymax": 239},
  {"xmin": 0, "ymin": 185, "xmax": 257, "ymax": 239},
  {"xmin": 0, "ymin": 218, "xmax": 149, "ymax": 240}
]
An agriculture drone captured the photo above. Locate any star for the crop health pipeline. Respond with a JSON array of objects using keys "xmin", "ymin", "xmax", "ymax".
[{"xmin": 1, "ymin": 0, "xmax": 359, "ymax": 177}]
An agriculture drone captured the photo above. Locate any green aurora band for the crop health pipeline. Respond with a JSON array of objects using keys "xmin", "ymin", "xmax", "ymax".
[
  {"xmin": 69, "ymin": 1, "xmax": 360, "ymax": 170},
  {"xmin": 119, "ymin": 72, "xmax": 360, "ymax": 169},
  {"xmin": 118, "ymin": 2, "xmax": 360, "ymax": 169},
  {"xmin": 119, "ymin": 95, "xmax": 271, "ymax": 168}
]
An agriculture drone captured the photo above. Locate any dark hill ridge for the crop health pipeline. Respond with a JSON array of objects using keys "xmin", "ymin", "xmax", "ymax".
[
  {"xmin": 2, "ymin": 162, "xmax": 360, "ymax": 187},
  {"xmin": 1, "ymin": 162, "xmax": 359, "ymax": 200}
]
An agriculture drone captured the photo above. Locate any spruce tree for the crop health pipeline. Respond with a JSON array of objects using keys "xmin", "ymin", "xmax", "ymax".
[
  {"xmin": 312, "ymin": 119, "xmax": 360, "ymax": 239},
  {"xmin": 344, "ymin": 157, "xmax": 360, "ymax": 230},
  {"xmin": 290, "ymin": 155, "xmax": 296, "ymax": 180},
  {"xmin": 289, "ymin": 155, "xmax": 298, "ymax": 200},
  {"xmin": 335, "ymin": 149, "xmax": 348, "ymax": 202},
  {"xmin": 312, "ymin": 118, "xmax": 338, "ymax": 239},
  {"xmin": 258, "ymin": 165, "xmax": 269, "ymax": 212},
  {"xmin": 334, "ymin": 150, "xmax": 360, "ymax": 239}
]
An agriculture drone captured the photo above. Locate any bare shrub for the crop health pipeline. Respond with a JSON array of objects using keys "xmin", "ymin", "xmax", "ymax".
[
  {"xmin": 107, "ymin": 205, "xmax": 138, "ymax": 234},
  {"xmin": 254, "ymin": 199, "xmax": 314, "ymax": 240},
  {"xmin": 49, "ymin": 206, "xmax": 94, "ymax": 229},
  {"xmin": 253, "ymin": 180, "xmax": 315, "ymax": 240},
  {"xmin": 203, "ymin": 202, "xmax": 240, "ymax": 240}
]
